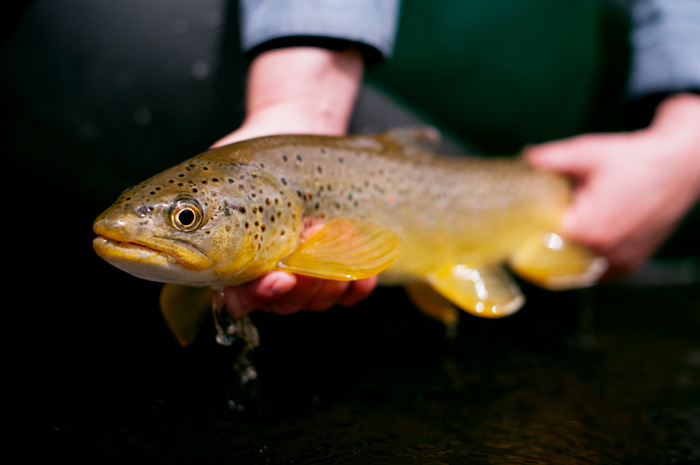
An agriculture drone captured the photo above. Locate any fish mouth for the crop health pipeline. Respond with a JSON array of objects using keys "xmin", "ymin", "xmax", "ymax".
[{"xmin": 93, "ymin": 233, "xmax": 213, "ymax": 271}]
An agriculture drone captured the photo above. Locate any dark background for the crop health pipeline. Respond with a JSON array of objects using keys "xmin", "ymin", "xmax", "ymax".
[{"xmin": 4, "ymin": 1, "xmax": 698, "ymax": 462}]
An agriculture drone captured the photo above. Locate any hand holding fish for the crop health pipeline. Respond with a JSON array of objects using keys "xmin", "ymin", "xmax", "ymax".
[
  {"xmin": 527, "ymin": 93, "xmax": 700, "ymax": 277},
  {"xmin": 212, "ymin": 46, "xmax": 376, "ymax": 318}
]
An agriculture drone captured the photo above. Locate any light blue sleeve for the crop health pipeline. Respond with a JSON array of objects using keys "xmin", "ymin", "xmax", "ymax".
[
  {"xmin": 239, "ymin": 0, "xmax": 401, "ymax": 59},
  {"xmin": 628, "ymin": 0, "xmax": 700, "ymax": 97}
]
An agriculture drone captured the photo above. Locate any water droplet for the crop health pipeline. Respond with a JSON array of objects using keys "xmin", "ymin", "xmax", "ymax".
[
  {"xmin": 133, "ymin": 108, "xmax": 152, "ymax": 127},
  {"xmin": 205, "ymin": 11, "xmax": 223, "ymax": 30},
  {"xmin": 191, "ymin": 61, "xmax": 210, "ymax": 81},
  {"xmin": 172, "ymin": 18, "xmax": 190, "ymax": 37}
]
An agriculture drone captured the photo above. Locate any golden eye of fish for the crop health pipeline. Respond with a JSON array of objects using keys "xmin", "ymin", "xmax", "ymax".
[{"xmin": 170, "ymin": 198, "xmax": 204, "ymax": 232}]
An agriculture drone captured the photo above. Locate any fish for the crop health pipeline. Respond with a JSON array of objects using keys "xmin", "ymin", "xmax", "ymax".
[{"xmin": 93, "ymin": 127, "xmax": 606, "ymax": 345}]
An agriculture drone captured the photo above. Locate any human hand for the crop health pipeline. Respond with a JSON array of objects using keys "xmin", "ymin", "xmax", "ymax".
[
  {"xmin": 526, "ymin": 93, "xmax": 700, "ymax": 278},
  {"xmin": 212, "ymin": 46, "xmax": 378, "ymax": 318}
]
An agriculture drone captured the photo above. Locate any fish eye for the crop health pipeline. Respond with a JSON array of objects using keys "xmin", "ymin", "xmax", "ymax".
[{"xmin": 170, "ymin": 198, "xmax": 204, "ymax": 232}]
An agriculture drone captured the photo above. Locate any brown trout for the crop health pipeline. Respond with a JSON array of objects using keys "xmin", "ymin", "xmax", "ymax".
[{"xmin": 93, "ymin": 128, "xmax": 606, "ymax": 345}]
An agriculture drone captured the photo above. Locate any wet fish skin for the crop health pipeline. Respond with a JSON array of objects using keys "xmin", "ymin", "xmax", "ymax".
[{"xmin": 93, "ymin": 128, "xmax": 606, "ymax": 344}]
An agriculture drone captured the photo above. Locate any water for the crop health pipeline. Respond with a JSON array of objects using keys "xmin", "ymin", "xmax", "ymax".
[{"xmin": 41, "ymin": 281, "xmax": 699, "ymax": 464}]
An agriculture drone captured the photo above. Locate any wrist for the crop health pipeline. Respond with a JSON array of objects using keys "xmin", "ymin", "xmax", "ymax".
[{"xmin": 245, "ymin": 46, "xmax": 364, "ymax": 136}]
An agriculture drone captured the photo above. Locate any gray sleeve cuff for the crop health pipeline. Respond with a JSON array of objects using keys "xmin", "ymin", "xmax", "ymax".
[
  {"xmin": 628, "ymin": 0, "xmax": 700, "ymax": 98},
  {"xmin": 239, "ymin": 0, "xmax": 400, "ymax": 59}
]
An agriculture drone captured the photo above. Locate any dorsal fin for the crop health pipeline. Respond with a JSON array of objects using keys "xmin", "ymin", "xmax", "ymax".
[{"xmin": 380, "ymin": 127, "xmax": 442, "ymax": 155}]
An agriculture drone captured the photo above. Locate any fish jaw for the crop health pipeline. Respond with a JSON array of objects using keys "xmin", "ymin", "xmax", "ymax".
[{"xmin": 93, "ymin": 221, "xmax": 214, "ymax": 284}]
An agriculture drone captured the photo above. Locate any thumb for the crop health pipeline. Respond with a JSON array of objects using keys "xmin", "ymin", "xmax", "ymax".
[{"xmin": 525, "ymin": 134, "xmax": 612, "ymax": 177}]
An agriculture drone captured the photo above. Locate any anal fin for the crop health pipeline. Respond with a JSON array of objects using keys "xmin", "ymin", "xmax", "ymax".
[
  {"xmin": 427, "ymin": 264, "xmax": 525, "ymax": 318},
  {"xmin": 509, "ymin": 231, "xmax": 607, "ymax": 290}
]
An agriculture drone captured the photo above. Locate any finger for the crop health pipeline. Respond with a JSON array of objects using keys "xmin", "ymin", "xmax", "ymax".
[
  {"xmin": 222, "ymin": 271, "xmax": 297, "ymax": 318},
  {"xmin": 262, "ymin": 274, "xmax": 324, "ymax": 315},
  {"xmin": 525, "ymin": 134, "xmax": 616, "ymax": 175},
  {"xmin": 303, "ymin": 279, "xmax": 352, "ymax": 311},
  {"xmin": 337, "ymin": 276, "xmax": 378, "ymax": 307}
]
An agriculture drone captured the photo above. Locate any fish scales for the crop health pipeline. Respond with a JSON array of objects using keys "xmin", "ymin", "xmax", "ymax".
[
  {"xmin": 93, "ymin": 128, "xmax": 606, "ymax": 343},
  {"xmin": 222, "ymin": 133, "xmax": 571, "ymax": 281}
]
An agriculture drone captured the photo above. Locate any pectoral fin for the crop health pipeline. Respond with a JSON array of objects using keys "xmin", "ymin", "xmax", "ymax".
[
  {"xmin": 159, "ymin": 283, "xmax": 213, "ymax": 346},
  {"xmin": 277, "ymin": 217, "xmax": 400, "ymax": 280},
  {"xmin": 509, "ymin": 231, "xmax": 607, "ymax": 290},
  {"xmin": 427, "ymin": 264, "xmax": 525, "ymax": 318}
]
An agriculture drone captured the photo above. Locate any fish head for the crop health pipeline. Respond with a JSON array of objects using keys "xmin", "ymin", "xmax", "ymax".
[{"xmin": 93, "ymin": 155, "xmax": 300, "ymax": 286}]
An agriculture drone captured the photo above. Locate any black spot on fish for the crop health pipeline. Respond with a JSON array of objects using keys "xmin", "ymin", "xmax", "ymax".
[
  {"xmin": 192, "ymin": 188, "xmax": 198, "ymax": 193},
  {"xmin": 212, "ymin": 178, "xmax": 219, "ymax": 183},
  {"xmin": 296, "ymin": 154, "xmax": 302, "ymax": 162},
  {"xmin": 282, "ymin": 155, "xmax": 288, "ymax": 162},
  {"xmin": 316, "ymin": 165, "xmax": 322, "ymax": 174},
  {"xmin": 259, "ymin": 206, "xmax": 264, "ymax": 213},
  {"xmin": 202, "ymin": 166, "xmax": 209, "ymax": 171},
  {"xmin": 228, "ymin": 178, "xmax": 235, "ymax": 184},
  {"xmin": 280, "ymin": 177, "xmax": 287, "ymax": 186},
  {"xmin": 338, "ymin": 157, "xmax": 343, "ymax": 163},
  {"xmin": 320, "ymin": 148, "xmax": 326, "ymax": 154},
  {"xmin": 245, "ymin": 222, "xmax": 250, "ymax": 229}
]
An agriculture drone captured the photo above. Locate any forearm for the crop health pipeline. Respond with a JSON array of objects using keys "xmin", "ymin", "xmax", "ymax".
[{"xmin": 213, "ymin": 46, "xmax": 364, "ymax": 146}]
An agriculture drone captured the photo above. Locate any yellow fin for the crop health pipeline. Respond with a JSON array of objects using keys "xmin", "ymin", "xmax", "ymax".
[
  {"xmin": 427, "ymin": 264, "xmax": 524, "ymax": 318},
  {"xmin": 159, "ymin": 284, "xmax": 213, "ymax": 346},
  {"xmin": 405, "ymin": 282, "xmax": 459, "ymax": 338},
  {"xmin": 509, "ymin": 231, "xmax": 608, "ymax": 290},
  {"xmin": 277, "ymin": 217, "xmax": 400, "ymax": 280}
]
